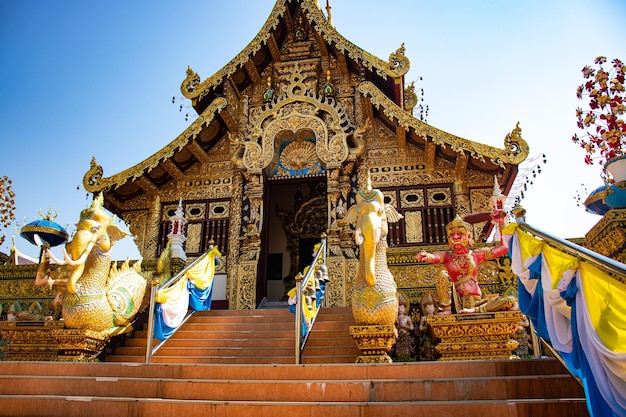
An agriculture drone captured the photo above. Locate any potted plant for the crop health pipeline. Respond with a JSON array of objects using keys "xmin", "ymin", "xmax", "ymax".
[{"xmin": 572, "ymin": 56, "xmax": 626, "ymax": 182}]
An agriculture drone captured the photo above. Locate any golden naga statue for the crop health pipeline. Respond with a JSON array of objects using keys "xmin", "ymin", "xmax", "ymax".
[
  {"xmin": 35, "ymin": 193, "xmax": 148, "ymax": 334},
  {"xmin": 345, "ymin": 180, "xmax": 403, "ymax": 326}
]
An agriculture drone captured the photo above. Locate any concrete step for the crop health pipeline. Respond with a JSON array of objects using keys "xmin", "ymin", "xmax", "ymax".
[
  {"xmin": 0, "ymin": 373, "xmax": 584, "ymax": 402},
  {"xmin": 151, "ymin": 322, "xmax": 294, "ymax": 332},
  {"xmin": 301, "ymin": 307, "xmax": 360, "ymax": 363},
  {"xmin": 132, "ymin": 329, "xmax": 294, "ymax": 342},
  {"xmin": 0, "ymin": 358, "xmax": 578, "ymax": 381},
  {"xmin": 116, "ymin": 353, "xmax": 295, "ymax": 365},
  {"xmin": 0, "ymin": 359, "xmax": 588, "ymax": 417},
  {"xmin": 114, "ymin": 345, "xmax": 295, "ymax": 358},
  {"xmin": 302, "ymin": 345, "xmax": 361, "ymax": 357},
  {"xmin": 124, "ymin": 336, "xmax": 294, "ymax": 348},
  {"xmin": 0, "ymin": 395, "xmax": 590, "ymax": 417}
]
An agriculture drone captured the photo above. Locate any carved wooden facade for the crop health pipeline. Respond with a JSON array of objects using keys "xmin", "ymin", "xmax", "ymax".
[{"xmin": 82, "ymin": 0, "xmax": 528, "ymax": 309}]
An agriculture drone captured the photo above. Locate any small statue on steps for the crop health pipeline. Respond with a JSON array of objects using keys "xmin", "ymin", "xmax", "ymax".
[
  {"xmin": 417, "ymin": 293, "xmax": 439, "ymax": 361},
  {"xmin": 393, "ymin": 294, "xmax": 415, "ymax": 361}
]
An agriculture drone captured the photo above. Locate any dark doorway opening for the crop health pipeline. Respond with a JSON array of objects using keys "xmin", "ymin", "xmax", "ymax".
[{"xmin": 257, "ymin": 178, "xmax": 327, "ymax": 305}]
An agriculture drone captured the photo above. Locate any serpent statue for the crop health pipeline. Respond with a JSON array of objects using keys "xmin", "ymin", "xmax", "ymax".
[
  {"xmin": 345, "ymin": 181, "xmax": 403, "ymax": 326},
  {"xmin": 35, "ymin": 193, "xmax": 148, "ymax": 334}
]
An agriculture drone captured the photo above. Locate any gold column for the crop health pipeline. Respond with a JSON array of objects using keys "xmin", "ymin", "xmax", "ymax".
[{"xmin": 142, "ymin": 195, "xmax": 161, "ymax": 258}]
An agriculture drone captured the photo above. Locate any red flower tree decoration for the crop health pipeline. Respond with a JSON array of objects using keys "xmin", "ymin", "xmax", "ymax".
[
  {"xmin": 0, "ymin": 176, "xmax": 16, "ymax": 247},
  {"xmin": 572, "ymin": 56, "xmax": 626, "ymax": 168}
]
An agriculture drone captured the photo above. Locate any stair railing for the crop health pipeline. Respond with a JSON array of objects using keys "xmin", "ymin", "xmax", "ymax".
[
  {"xmin": 517, "ymin": 222, "xmax": 626, "ymax": 276},
  {"xmin": 145, "ymin": 247, "xmax": 218, "ymax": 363},
  {"xmin": 294, "ymin": 234, "xmax": 328, "ymax": 364},
  {"xmin": 512, "ymin": 220, "xmax": 626, "ymax": 416}
]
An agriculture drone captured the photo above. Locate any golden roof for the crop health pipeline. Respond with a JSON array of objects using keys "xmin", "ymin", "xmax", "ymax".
[{"xmin": 83, "ymin": 0, "xmax": 528, "ymax": 207}]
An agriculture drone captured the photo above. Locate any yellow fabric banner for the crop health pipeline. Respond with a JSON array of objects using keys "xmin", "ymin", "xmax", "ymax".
[
  {"xmin": 542, "ymin": 244, "xmax": 579, "ymax": 290},
  {"xmin": 186, "ymin": 246, "xmax": 221, "ymax": 290},
  {"xmin": 515, "ymin": 228, "xmax": 544, "ymax": 265},
  {"xmin": 155, "ymin": 275, "xmax": 188, "ymax": 304},
  {"xmin": 579, "ymin": 262, "xmax": 626, "ymax": 353},
  {"xmin": 287, "ymin": 286, "xmax": 317, "ymax": 321}
]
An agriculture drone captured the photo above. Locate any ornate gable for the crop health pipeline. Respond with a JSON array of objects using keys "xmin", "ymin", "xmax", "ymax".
[{"xmin": 83, "ymin": 0, "xmax": 529, "ymax": 257}]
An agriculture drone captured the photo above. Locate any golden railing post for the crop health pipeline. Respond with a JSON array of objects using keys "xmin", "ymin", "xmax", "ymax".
[
  {"xmin": 294, "ymin": 272, "xmax": 304, "ymax": 364},
  {"xmin": 144, "ymin": 276, "xmax": 159, "ymax": 364}
]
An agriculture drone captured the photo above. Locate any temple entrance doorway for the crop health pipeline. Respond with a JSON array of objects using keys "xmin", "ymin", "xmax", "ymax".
[{"xmin": 257, "ymin": 177, "xmax": 328, "ymax": 305}]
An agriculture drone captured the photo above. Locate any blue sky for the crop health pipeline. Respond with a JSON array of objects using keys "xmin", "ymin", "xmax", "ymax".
[{"xmin": 1, "ymin": 0, "xmax": 625, "ymax": 260}]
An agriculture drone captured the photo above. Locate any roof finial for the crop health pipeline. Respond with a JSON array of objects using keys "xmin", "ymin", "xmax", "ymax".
[{"xmin": 326, "ymin": 0, "xmax": 334, "ymax": 27}]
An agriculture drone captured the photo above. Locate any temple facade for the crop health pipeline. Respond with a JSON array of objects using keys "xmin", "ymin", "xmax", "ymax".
[{"xmin": 82, "ymin": 0, "xmax": 528, "ymax": 310}]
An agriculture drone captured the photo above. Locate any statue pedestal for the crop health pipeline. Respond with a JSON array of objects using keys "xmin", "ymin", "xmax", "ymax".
[
  {"xmin": 349, "ymin": 324, "xmax": 397, "ymax": 363},
  {"xmin": 50, "ymin": 328, "xmax": 109, "ymax": 362},
  {"xmin": 0, "ymin": 321, "xmax": 63, "ymax": 361},
  {"xmin": 0, "ymin": 321, "xmax": 110, "ymax": 362},
  {"xmin": 427, "ymin": 311, "xmax": 523, "ymax": 361}
]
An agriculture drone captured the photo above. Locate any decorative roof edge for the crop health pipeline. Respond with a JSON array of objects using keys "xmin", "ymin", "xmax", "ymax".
[
  {"xmin": 181, "ymin": 0, "xmax": 409, "ymax": 103},
  {"xmin": 299, "ymin": 0, "xmax": 410, "ymax": 79},
  {"xmin": 83, "ymin": 97, "xmax": 228, "ymax": 193},
  {"xmin": 358, "ymin": 81, "xmax": 529, "ymax": 167}
]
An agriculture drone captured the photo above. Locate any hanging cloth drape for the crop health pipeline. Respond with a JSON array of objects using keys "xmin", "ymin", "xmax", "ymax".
[
  {"xmin": 153, "ymin": 246, "xmax": 221, "ymax": 341},
  {"xmin": 507, "ymin": 224, "xmax": 626, "ymax": 417}
]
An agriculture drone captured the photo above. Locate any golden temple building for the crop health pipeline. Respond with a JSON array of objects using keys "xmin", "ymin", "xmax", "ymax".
[
  {"xmin": 5, "ymin": 2, "xmax": 625, "ymax": 415},
  {"xmin": 82, "ymin": 0, "xmax": 528, "ymax": 310}
]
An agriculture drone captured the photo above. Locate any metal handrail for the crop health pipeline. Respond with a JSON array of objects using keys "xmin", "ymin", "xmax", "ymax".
[
  {"xmin": 514, "ymin": 221, "xmax": 626, "ymax": 387},
  {"xmin": 517, "ymin": 222, "xmax": 626, "ymax": 277},
  {"xmin": 295, "ymin": 235, "xmax": 327, "ymax": 364},
  {"xmin": 144, "ymin": 247, "xmax": 217, "ymax": 363}
]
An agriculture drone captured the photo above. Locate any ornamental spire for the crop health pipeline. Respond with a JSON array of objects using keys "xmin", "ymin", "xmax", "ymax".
[{"xmin": 326, "ymin": 0, "xmax": 334, "ymax": 27}]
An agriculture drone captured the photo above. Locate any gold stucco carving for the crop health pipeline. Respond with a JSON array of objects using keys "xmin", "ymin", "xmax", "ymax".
[
  {"xmin": 404, "ymin": 211, "xmax": 424, "ymax": 243},
  {"xmin": 426, "ymin": 187, "xmax": 452, "ymax": 206},
  {"xmin": 427, "ymin": 311, "xmax": 523, "ymax": 360},
  {"xmin": 180, "ymin": 0, "xmax": 411, "ymax": 107},
  {"xmin": 236, "ymin": 259, "xmax": 258, "ymax": 310},
  {"xmin": 585, "ymin": 209, "xmax": 626, "ymax": 269},
  {"xmin": 185, "ymin": 223, "xmax": 202, "ymax": 253},
  {"xmin": 399, "ymin": 189, "xmax": 425, "ymax": 208},
  {"xmin": 349, "ymin": 324, "xmax": 397, "ymax": 363},
  {"xmin": 0, "ymin": 321, "xmax": 110, "ymax": 362},
  {"xmin": 358, "ymin": 82, "xmax": 529, "ymax": 167},
  {"xmin": 185, "ymin": 203, "xmax": 206, "ymax": 221},
  {"xmin": 237, "ymin": 63, "xmax": 355, "ymax": 174},
  {"xmin": 324, "ymin": 256, "xmax": 349, "ymax": 307},
  {"xmin": 209, "ymin": 201, "xmax": 230, "ymax": 219}
]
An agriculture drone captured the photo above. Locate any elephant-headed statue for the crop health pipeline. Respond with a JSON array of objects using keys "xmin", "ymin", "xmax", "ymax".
[
  {"xmin": 345, "ymin": 180, "xmax": 403, "ymax": 326},
  {"xmin": 36, "ymin": 193, "xmax": 148, "ymax": 334}
]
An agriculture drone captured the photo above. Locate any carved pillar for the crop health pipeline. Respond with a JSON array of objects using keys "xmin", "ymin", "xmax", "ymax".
[
  {"xmin": 143, "ymin": 195, "xmax": 161, "ymax": 258},
  {"xmin": 327, "ymin": 167, "xmax": 341, "ymax": 233},
  {"xmin": 245, "ymin": 173, "xmax": 264, "ymax": 239},
  {"xmin": 453, "ymin": 180, "xmax": 471, "ymax": 219},
  {"xmin": 227, "ymin": 173, "xmax": 244, "ymax": 309},
  {"xmin": 237, "ymin": 172, "xmax": 263, "ymax": 310}
]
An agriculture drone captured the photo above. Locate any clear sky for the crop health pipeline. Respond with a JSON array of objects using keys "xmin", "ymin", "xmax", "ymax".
[{"xmin": 1, "ymin": 0, "xmax": 625, "ymax": 260}]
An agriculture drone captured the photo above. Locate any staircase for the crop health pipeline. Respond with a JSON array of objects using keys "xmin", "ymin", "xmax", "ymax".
[
  {"xmin": 0, "ymin": 358, "xmax": 589, "ymax": 417},
  {"xmin": 107, "ymin": 306, "xmax": 360, "ymax": 365},
  {"xmin": 0, "ymin": 307, "xmax": 590, "ymax": 416},
  {"xmin": 108, "ymin": 308, "xmax": 297, "ymax": 364},
  {"xmin": 302, "ymin": 307, "xmax": 361, "ymax": 363}
]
